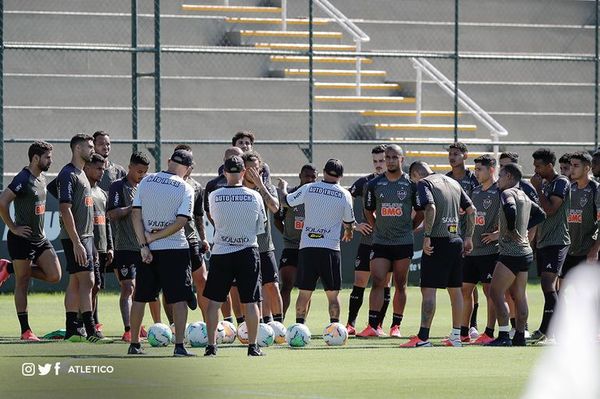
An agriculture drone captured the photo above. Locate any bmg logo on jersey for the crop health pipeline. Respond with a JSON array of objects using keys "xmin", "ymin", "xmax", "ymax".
[{"xmin": 21, "ymin": 362, "xmax": 61, "ymax": 377}]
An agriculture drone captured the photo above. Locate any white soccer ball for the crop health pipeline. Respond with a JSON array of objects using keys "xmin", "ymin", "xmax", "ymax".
[
  {"xmin": 285, "ymin": 323, "xmax": 311, "ymax": 348},
  {"xmin": 218, "ymin": 321, "xmax": 237, "ymax": 344},
  {"xmin": 147, "ymin": 323, "xmax": 172, "ymax": 347},
  {"xmin": 323, "ymin": 322, "xmax": 348, "ymax": 346},
  {"xmin": 258, "ymin": 323, "xmax": 275, "ymax": 347},
  {"xmin": 186, "ymin": 322, "xmax": 209, "ymax": 347},
  {"xmin": 237, "ymin": 321, "xmax": 249, "ymax": 344},
  {"xmin": 268, "ymin": 321, "xmax": 287, "ymax": 344},
  {"xmin": 170, "ymin": 322, "xmax": 190, "ymax": 344},
  {"xmin": 215, "ymin": 321, "xmax": 226, "ymax": 344}
]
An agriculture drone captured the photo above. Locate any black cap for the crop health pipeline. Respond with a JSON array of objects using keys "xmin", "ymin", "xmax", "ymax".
[
  {"xmin": 324, "ymin": 158, "xmax": 344, "ymax": 177},
  {"xmin": 224, "ymin": 155, "xmax": 245, "ymax": 173},
  {"xmin": 170, "ymin": 149, "xmax": 194, "ymax": 167}
]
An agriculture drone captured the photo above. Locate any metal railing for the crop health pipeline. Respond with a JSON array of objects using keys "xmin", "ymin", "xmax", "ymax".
[
  {"xmin": 411, "ymin": 57, "xmax": 509, "ymax": 159},
  {"xmin": 311, "ymin": 0, "xmax": 370, "ymax": 96}
]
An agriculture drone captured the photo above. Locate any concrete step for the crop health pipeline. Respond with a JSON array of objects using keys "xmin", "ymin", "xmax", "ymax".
[
  {"xmin": 270, "ymin": 68, "xmax": 387, "ymax": 83},
  {"xmin": 270, "ymin": 55, "xmax": 373, "ymax": 65},
  {"xmin": 225, "ymin": 30, "xmax": 344, "ymax": 45},
  {"xmin": 254, "ymin": 42, "xmax": 356, "ymax": 51}
]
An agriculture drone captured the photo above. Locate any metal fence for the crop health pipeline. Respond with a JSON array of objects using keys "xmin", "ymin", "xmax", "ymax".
[{"xmin": 2, "ymin": 0, "xmax": 599, "ymax": 188}]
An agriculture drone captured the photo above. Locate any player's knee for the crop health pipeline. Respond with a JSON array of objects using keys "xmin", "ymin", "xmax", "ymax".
[
  {"xmin": 15, "ymin": 273, "xmax": 31, "ymax": 287},
  {"xmin": 371, "ymin": 274, "xmax": 386, "ymax": 288},
  {"xmin": 46, "ymin": 270, "xmax": 61, "ymax": 284},
  {"xmin": 121, "ymin": 282, "xmax": 134, "ymax": 297}
]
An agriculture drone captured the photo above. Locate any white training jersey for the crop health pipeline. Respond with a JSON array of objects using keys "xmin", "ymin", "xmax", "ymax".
[
  {"xmin": 132, "ymin": 171, "xmax": 194, "ymax": 251},
  {"xmin": 286, "ymin": 180, "xmax": 355, "ymax": 251},
  {"xmin": 209, "ymin": 185, "xmax": 267, "ymax": 255}
]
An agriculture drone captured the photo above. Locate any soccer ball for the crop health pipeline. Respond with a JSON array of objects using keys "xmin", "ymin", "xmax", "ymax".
[
  {"xmin": 186, "ymin": 322, "xmax": 209, "ymax": 347},
  {"xmin": 170, "ymin": 322, "xmax": 190, "ymax": 344},
  {"xmin": 218, "ymin": 321, "xmax": 237, "ymax": 344},
  {"xmin": 147, "ymin": 323, "xmax": 172, "ymax": 347},
  {"xmin": 323, "ymin": 322, "xmax": 348, "ymax": 346},
  {"xmin": 258, "ymin": 323, "xmax": 275, "ymax": 347},
  {"xmin": 285, "ymin": 323, "xmax": 311, "ymax": 348},
  {"xmin": 268, "ymin": 321, "xmax": 287, "ymax": 344},
  {"xmin": 215, "ymin": 322, "xmax": 226, "ymax": 344},
  {"xmin": 237, "ymin": 322, "xmax": 249, "ymax": 344}
]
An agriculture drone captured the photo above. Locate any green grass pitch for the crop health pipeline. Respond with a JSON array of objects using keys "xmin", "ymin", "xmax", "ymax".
[{"xmin": 0, "ymin": 286, "xmax": 546, "ymax": 399}]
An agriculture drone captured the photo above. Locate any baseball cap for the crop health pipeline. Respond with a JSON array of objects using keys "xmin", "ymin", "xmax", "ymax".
[
  {"xmin": 224, "ymin": 155, "xmax": 245, "ymax": 173},
  {"xmin": 170, "ymin": 149, "xmax": 194, "ymax": 167},
  {"xmin": 324, "ymin": 158, "xmax": 344, "ymax": 177}
]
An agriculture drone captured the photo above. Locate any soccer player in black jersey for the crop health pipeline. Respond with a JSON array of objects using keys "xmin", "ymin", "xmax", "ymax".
[{"xmin": 0, "ymin": 141, "xmax": 61, "ymax": 340}]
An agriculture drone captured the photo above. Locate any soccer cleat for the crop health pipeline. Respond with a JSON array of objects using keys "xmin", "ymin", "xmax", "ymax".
[
  {"xmin": 204, "ymin": 345, "xmax": 217, "ymax": 357},
  {"xmin": 95, "ymin": 323, "xmax": 104, "ymax": 332},
  {"xmin": 140, "ymin": 326, "xmax": 148, "ymax": 338},
  {"xmin": 389, "ymin": 325, "xmax": 402, "ymax": 338},
  {"xmin": 127, "ymin": 344, "xmax": 145, "ymax": 355},
  {"xmin": 472, "ymin": 333, "xmax": 494, "ymax": 345},
  {"xmin": 21, "ymin": 329, "xmax": 41, "ymax": 342},
  {"xmin": 187, "ymin": 294, "xmax": 198, "ymax": 311},
  {"xmin": 485, "ymin": 336, "xmax": 512, "ymax": 347},
  {"xmin": 377, "ymin": 325, "xmax": 387, "ymax": 337},
  {"xmin": 356, "ymin": 325, "xmax": 380, "ymax": 338},
  {"xmin": 346, "ymin": 324, "xmax": 356, "ymax": 336},
  {"xmin": 94, "ymin": 330, "xmax": 106, "ymax": 339},
  {"xmin": 174, "ymin": 346, "xmax": 197, "ymax": 357},
  {"xmin": 530, "ymin": 330, "xmax": 544, "ymax": 341},
  {"xmin": 247, "ymin": 346, "xmax": 266, "ymax": 356},
  {"xmin": 121, "ymin": 330, "xmax": 132, "ymax": 342},
  {"xmin": 399, "ymin": 335, "xmax": 432, "ymax": 348},
  {"xmin": 534, "ymin": 336, "xmax": 556, "ymax": 346},
  {"xmin": 442, "ymin": 337, "xmax": 463, "ymax": 347},
  {"xmin": 86, "ymin": 334, "xmax": 113, "ymax": 344},
  {"xmin": 512, "ymin": 337, "xmax": 527, "ymax": 347},
  {"xmin": 524, "ymin": 330, "xmax": 531, "ymax": 339},
  {"xmin": 469, "ymin": 326, "xmax": 479, "ymax": 339},
  {"xmin": 65, "ymin": 333, "xmax": 87, "ymax": 343},
  {"xmin": 0, "ymin": 259, "xmax": 10, "ymax": 287}
]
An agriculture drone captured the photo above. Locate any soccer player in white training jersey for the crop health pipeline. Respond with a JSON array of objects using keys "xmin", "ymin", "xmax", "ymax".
[{"xmin": 284, "ymin": 159, "xmax": 355, "ymax": 327}]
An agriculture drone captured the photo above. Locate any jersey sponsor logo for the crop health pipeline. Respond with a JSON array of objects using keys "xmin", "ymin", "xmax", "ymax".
[
  {"xmin": 294, "ymin": 217, "xmax": 304, "ymax": 230},
  {"xmin": 113, "ymin": 192, "xmax": 120, "ymax": 207},
  {"xmin": 14, "ymin": 183, "xmax": 22, "ymax": 192},
  {"xmin": 381, "ymin": 203, "xmax": 403, "ymax": 217},
  {"xmin": 397, "ymin": 190, "xmax": 407, "ymax": 201},
  {"xmin": 220, "ymin": 235, "xmax": 250, "ymax": 244},
  {"xmin": 84, "ymin": 196, "xmax": 93, "ymax": 207},
  {"xmin": 34, "ymin": 201, "xmax": 46, "ymax": 216},
  {"xmin": 483, "ymin": 198, "xmax": 492, "ymax": 210},
  {"xmin": 94, "ymin": 213, "xmax": 106, "ymax": 225},
  {"xmin": 215, "ymin": 194, "xmax": 254, "ymax": 203},
  {"xmin": 568, "ymin": 209, "xmax": 583, "ymax": 224},
  {"xmin": 146, "ymin": 175, "xmax": 181, "ymax": 188},
  {"xmin": 447, "ymin": 224, "xmax": 458, "ymax": 234},
  {"xmin": 308, "ymin": 233, "xmax": 324, "ymax": 239},
  {"xmin": 308, "ymin": 186, "xmax": 343, "ymax": 198},
  {"xmin": 475, "ymin": 213, "xmax": 486, "ymax": 226}
]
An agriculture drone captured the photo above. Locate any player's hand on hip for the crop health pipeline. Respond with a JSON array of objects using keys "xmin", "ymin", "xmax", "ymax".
[
  {"xmin": 481, "ymin": 231, "xmax": 499, "ymax": 244},
  {"xmin": 11, "ymin": 225, "xmax": 32, "ymax": 238},
  {"xmin": 74, "ymin": 241, "xmax": 87, "ymax": 266},
  {"xmin": 354, "ymin": 222, "xmax": 372, "ymax": 236},
  {"xmin": 141, "ymin": 247, "xmax": 153, "ymax": 264},
  {"xmin": 422, "ymin": 237, "xmax": 434, "ymax": 255}
]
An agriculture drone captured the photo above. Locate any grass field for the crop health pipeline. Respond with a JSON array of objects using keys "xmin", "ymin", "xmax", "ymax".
[{"xmin": 0, "ymin": 286, "xmax": 546, "ymax": 399}]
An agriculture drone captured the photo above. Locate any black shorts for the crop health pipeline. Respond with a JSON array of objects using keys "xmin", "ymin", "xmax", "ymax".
[
  {"xmin": 370, "ymin": 243, "xmax": 413, "ymax": 262},
  {"xmin": 297, "ymin": 247, "xmax": 342, "ymax": 291},
  {"xmin": 134, "ymin": 249, "xmax": 193, "ymax": 304},
  {"xmin": 7, "ymin": 231, "xmax": 54, "ymax": 262},
  {"xmin": 62, "ymin": 237, "xmax": 95, "ymax": 275},
  {"xmin": 463, "ymin": 253, "xmax": 498, "ymax": 284},
  {"xmin": 420, "ymin": 237, "xmax": 463, "ymax": 289},
  {"xmin": 189, "ymin": 243, "xmax": 205, "ymax": 273},
  {"xmin": 354, "ymin": 244, "xmax": 372, "ymax": 272},
  {"xmin": 203, "ymin": 247, "xmax": 261, "ymax": 304},
  {"xmin": 260, "ymin": 250, "xmax": 279, "ymax": 284},
  {"xmin": 95, "ymin": 252, "xmax": 109, "ymax": 289},
  {"xmin": 536, "ymin": 245, "xmax": 569, "ymax": 276},
  {"xmin": 498, "ymin": 253, "xmax": 533, "ymax": 276},
  {"xmin": 279, "ymin": 248, "xmax": 299, "ymax": 269},
  {"xmin": 112, "ymin": 250, "xmax": 140, "ymax": 281},
  {"xmin": 560, "ymin": 254, "xmax": 587, "ymax": 278}
]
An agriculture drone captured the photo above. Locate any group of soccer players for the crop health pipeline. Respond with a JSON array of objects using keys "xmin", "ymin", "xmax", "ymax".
[{"xmin": 0, "ymin": 130, "xmax": 597, "ymax": 355}]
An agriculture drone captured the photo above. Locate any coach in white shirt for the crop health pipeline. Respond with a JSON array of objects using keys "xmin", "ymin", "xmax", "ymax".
[{"xmin": 282, "ymin": 159, "xmax": 355, "ymax": 326}]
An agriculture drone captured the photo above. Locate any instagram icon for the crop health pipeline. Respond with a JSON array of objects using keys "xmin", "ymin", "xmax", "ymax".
[{"xmin": 21, "ymin": 363, "xmax": 36, "ymax": 377}]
